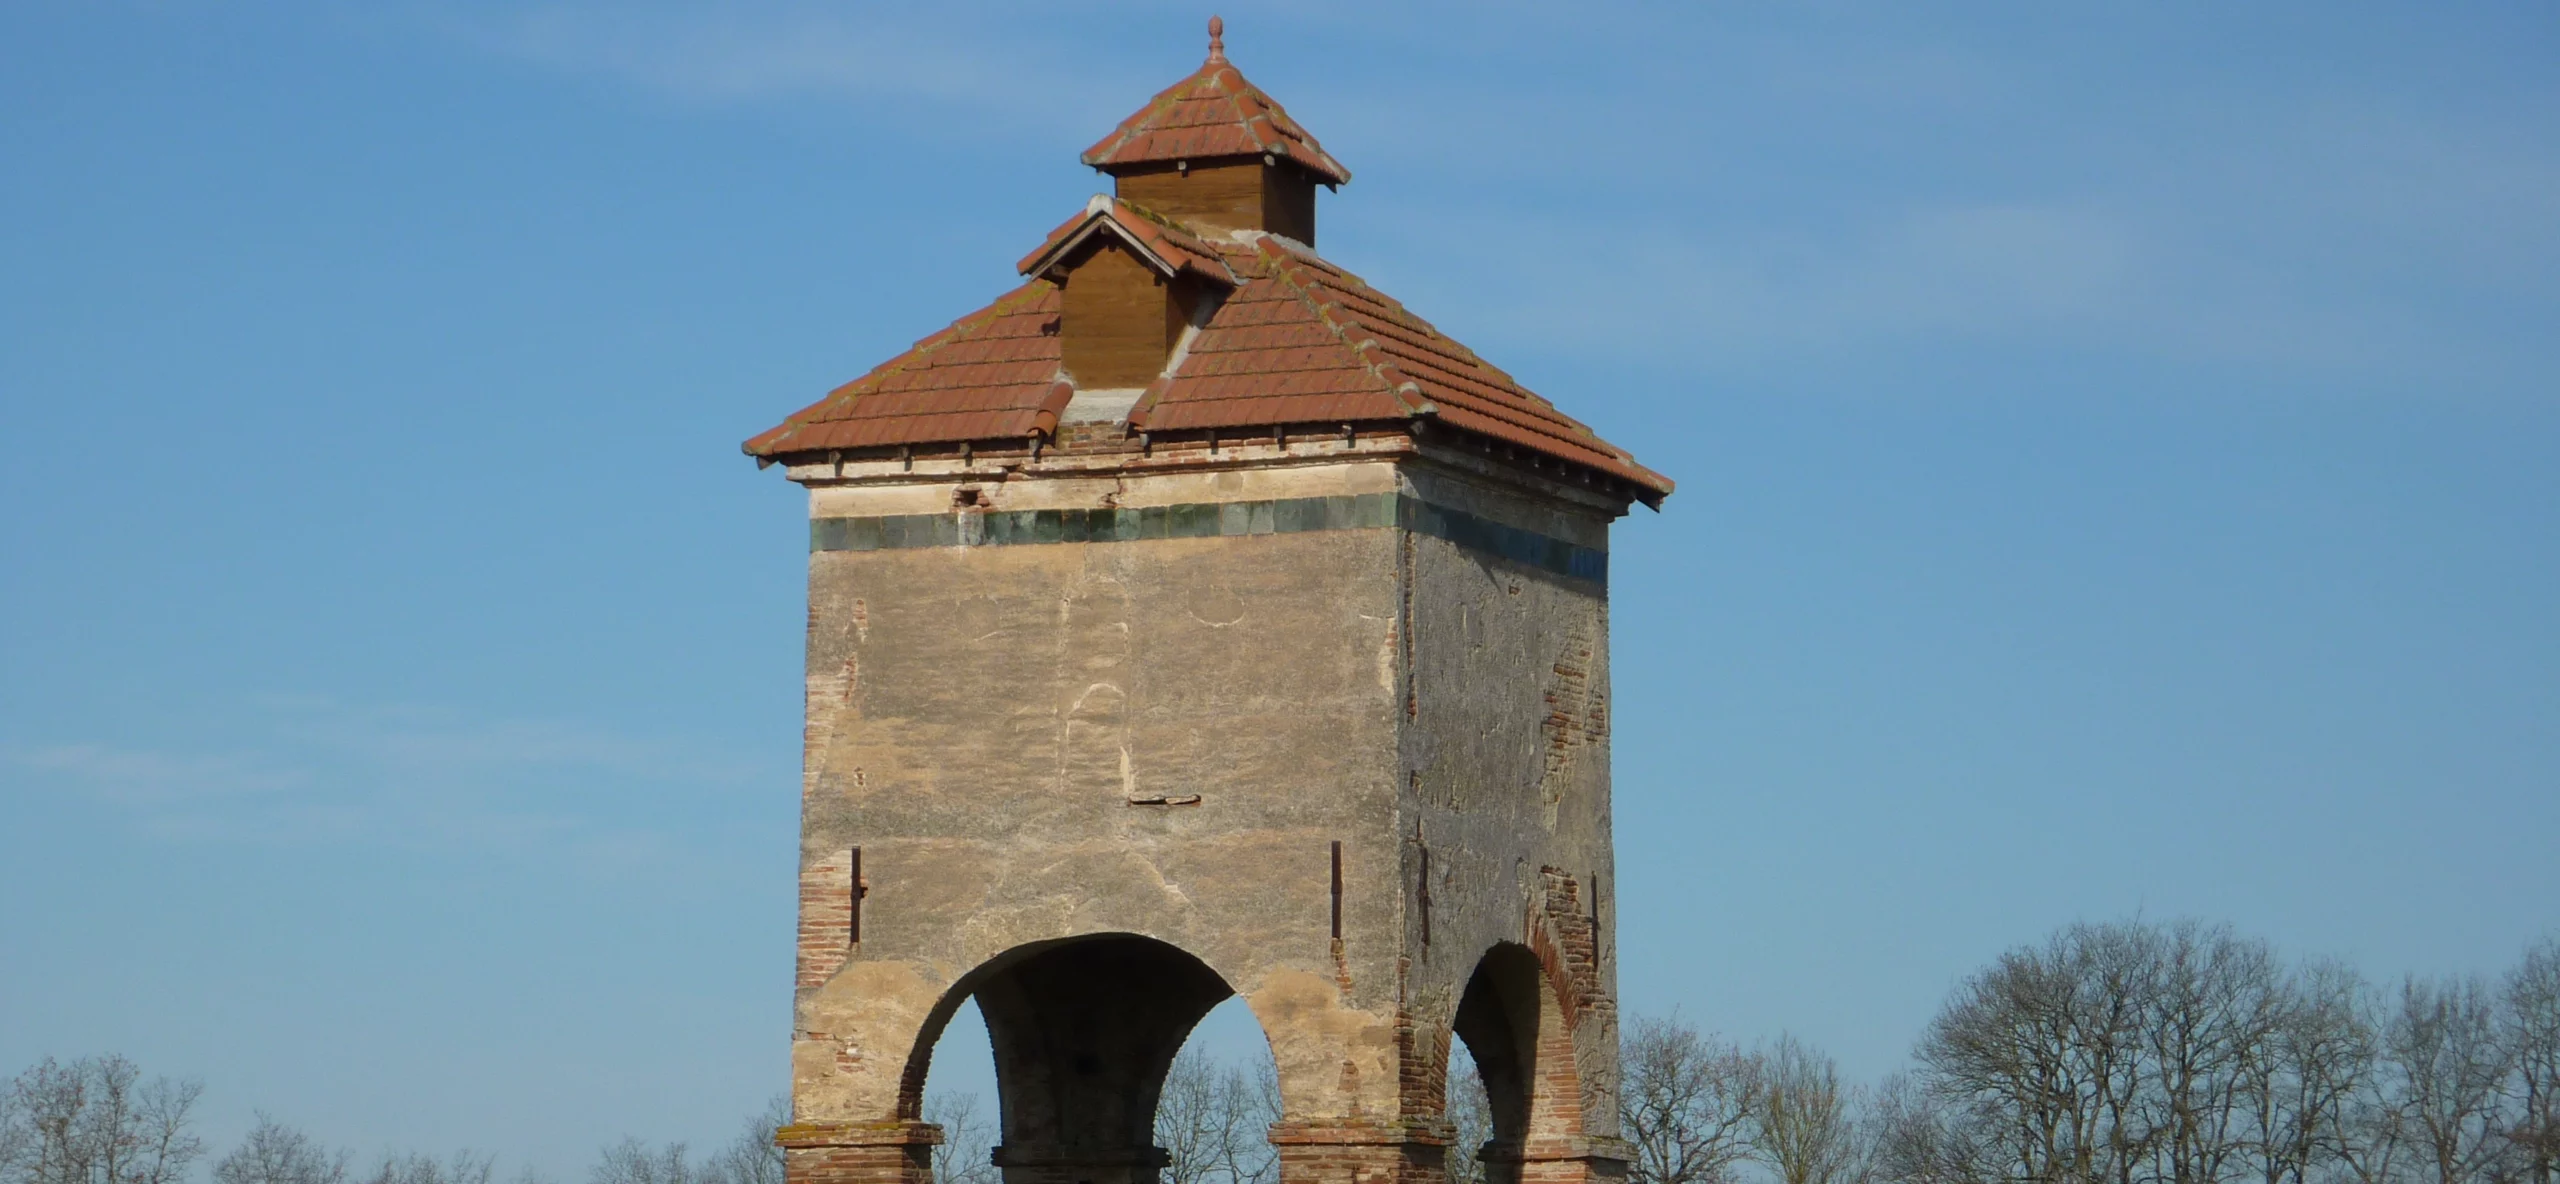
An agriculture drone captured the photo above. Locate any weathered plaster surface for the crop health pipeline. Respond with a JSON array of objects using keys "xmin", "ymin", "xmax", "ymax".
[{"xmin": 784, "ymin": 447, "xmax": 1631, "ymax": 1183}]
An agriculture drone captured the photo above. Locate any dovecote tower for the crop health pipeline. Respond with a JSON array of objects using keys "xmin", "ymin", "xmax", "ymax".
[{"xmin": 746, "ymin": 20, "xmax": 1672, "ymax": 1184}]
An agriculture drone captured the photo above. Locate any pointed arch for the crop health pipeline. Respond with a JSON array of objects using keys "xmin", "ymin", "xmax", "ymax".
[{"xmin": 1451, "ymin": 941, "xmax": 1587, "ymax": 1169}]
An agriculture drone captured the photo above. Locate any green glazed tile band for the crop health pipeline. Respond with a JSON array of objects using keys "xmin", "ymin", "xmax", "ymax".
[{"xmin": 810, "ymin": 492, "xmax": 1606, "ymax": 585}]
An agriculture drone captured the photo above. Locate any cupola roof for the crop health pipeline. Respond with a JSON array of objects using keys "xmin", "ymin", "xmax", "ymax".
[{"xmin": 1081, "ymin": 17, "xmax": 1351, "ymax": 185}]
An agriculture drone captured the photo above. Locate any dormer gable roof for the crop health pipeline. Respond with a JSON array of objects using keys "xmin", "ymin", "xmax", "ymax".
[
  {"xmin": 1081, "ymin": 19, "xmax": 1351, "ymax": 185},
  {"xmin": 1017, "ymin": 196, "xmax": 1239, "ymax": 286}
]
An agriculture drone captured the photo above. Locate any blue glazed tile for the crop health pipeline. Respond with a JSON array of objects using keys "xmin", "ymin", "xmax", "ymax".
[
  {"xmin": 1320, "ymin": 496, "xmax": 1353, "ymax": 531},
  {"xmin": 1274, "ymin": 497, "xmax": 1316, "ymax": 534},
  {"xmin": 807, "ymin": 494, "xmax": 1606, "ymax": 587}
]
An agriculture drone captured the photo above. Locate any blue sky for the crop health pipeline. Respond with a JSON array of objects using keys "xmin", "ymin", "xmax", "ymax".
[{"xmin": 3, "ymin": 0, "xmax": 2554, "ymax": 1177}]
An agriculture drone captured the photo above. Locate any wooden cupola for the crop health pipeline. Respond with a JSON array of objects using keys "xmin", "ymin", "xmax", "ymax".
[
  {"xmin": 1080, "ymin": 17, "xmax": 1350, "ymax": 248},
  {"xmin": 745, "ymin": 17, "xmax": 1671, "ymax": 506}
]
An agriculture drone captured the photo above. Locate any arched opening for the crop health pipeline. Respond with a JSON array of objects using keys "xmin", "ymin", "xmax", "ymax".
[
  {"xmin": 1447, "ymin": 1040, "xmax": 1493, "ymax": 1184},
  {"xmin": 899, "ymin": 935, "xmax": 1239, "ymax": 1184},
  {"xmin": 1154, "ymin": 996, "xmax": 1282, "ymax": 1184},
  {"xmin": 916, "ymin": 997, "xmax": 1000, "ymax": 1184},
  {"xmin": 1450, "ymin": 942, "xmax": 1580, "ymax": 1184}
]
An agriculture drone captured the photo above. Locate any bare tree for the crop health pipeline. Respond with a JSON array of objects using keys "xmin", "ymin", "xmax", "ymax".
[
  {"xmin": 2239, "ymin": 960, "xmax": 2374, "ymax": 1184},
  {"xmin": 362, "ymin": 1152, "xmax": 494, "ymax": 1184},
  {"xmin": 1218, "ymin": 1060, "xmax": 1280, "ymax": 1184},
  {"xmin": 589, "ymin": 1139, "xmax": 690, "ymax": 1184},
  {"xmin": 2378, "ymin": 976, "xmax": 2514, "ymax": 1184},
  {"xmin": 1889, "ymin": 920, "xmax": 2408, "ymax": 1184},
  {"xmin": 1622, "ymin": 1014, "xmax": 1761, "ymax": 1184},
  {"xmin": 1447, "ymin": 1049, "xmax": 1493, "ymax": 1184},
  {"xmin": 922, "ymin": 1093, "xmax": 994, "ymax": 1184},
  {"xmin": 1912, "ymin": 922, "xmax": 2159, "ymax": 1184},
  {"xmin": 1753, "ymin": 1036, "xmax": 1868, "ymax": 1184},
  {"xmin": 1, "ymin": 1079, "xmax": 30, "ymax": 1184},
  {"xmin": 2140, "ymin": 922, "xmax": 2288, "ymax": 1184},
  {"xmin": 703, "ymin": 1098, "xmax": 788, "ymax": 1184},
  {"xmin": 1872, "ymin": 1071, "xmax": 1980, "ymax": 1184},
  {"xmin": 0, "ymin": 1055, "xmax": 206, "ymax": 1184},
  {"xmin": 1154, "ymin": 1048, "xmax": 1277, "ymax": 1184},
  {"xmin": 2506, "ymin": 940, "xmax": 2560, "ymax": 1184},
  {"xmin": 215, "ymin": 1117, "xmax": 351, "ymax": 1184}
]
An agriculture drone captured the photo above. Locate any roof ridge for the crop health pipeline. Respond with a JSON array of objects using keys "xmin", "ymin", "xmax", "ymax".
[
  {"xmin": 1250, "ymin": 246, "xmax": 1660, "ymax": 479},
  {"xmin": 1108, "ymin": 197, "xmax": 1223, "ymax": 255},
  {"xmin": 1251, "ymin": 238, "xmax": 1435, "ymax": 416},
  {"xmin": 1278, "ymin": 249, "xmax": 1567, "ymax": 418}
]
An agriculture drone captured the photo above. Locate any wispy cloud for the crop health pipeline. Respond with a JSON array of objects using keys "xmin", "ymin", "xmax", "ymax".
[
  {"xmin": 5, "ymin": 696, "xmax": 773, "ymax": 866},
  {"xmin": 1340, "ymin": 87, "xmax": 2559, "ymax": 391},
  {"xmin": 399, "ymin": 2, "xmax": 2556, "ymax": 394},
  {"xmin": 1365, "ymin": 189, "xmax": 2550, "ymax": 391},
  {"xmin": 439, "ymin": 3, "xmax": 1133, "ymax": 136},
  {"xmin": 9, "ymin": 744, "xmax": 309, "ymax": 806}
]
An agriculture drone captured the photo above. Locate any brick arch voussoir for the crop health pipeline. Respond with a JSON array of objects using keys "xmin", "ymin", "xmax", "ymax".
[
  {"xmin": 1524, "ymin": 867, "xmax": 1610, "ymax": 1033},
  {"xmin": 888, "ymin": 930, "xmax": 1246, "ymax": 1121}
]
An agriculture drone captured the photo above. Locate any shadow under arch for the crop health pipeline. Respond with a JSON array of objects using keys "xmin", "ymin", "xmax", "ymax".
[
  {"xmin": 898, "ymin": 933, "xmax": 1240, "ymax": 1184},
  {"xmin": 1452, "ymin": 941, "xmax": 1582, "ymax": 1183}
]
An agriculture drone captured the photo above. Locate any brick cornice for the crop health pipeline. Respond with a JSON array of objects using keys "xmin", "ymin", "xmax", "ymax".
[
  {"xmin": 1267, "ymin": 1119, "xmax": 1458, "ymax": 1147},
  {"xmin": 773, "ymin": 1122, "xmax": 943, "ymax": 1149}
]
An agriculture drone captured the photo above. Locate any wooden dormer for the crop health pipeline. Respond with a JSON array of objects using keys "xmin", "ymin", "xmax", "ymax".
[
  {"xmin": 1081, "ymin": 16, "xmax": 1349, "ymax": 248},
  {"xmin": 1018, "ymin": 197, "xmax": 1238, "ymax": 390},
  {"xmin": 1058, "ymin": 238, "xmax": 1203, "ymax": 389}
]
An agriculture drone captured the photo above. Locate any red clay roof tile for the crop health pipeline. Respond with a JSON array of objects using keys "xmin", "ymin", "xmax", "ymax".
[
  {"xmin": 1124, "ymin": 236, "xmax": 1671, "ymax": 494},
  {"xmin": 742, "ymin": 282, "xmax": 1067, "ymax": 454},
  {"xmin": 1081, "ymin": 22, "xmax": 1351, "ymax": 185},
  {"xmin": 745, "ymin": 203, "xmax": 1670, "ymax": 497}
]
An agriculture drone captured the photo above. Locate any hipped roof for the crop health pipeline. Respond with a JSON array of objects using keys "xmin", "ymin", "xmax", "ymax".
[
  {"xmin": 744, "ymin": 201, "xmax": 1670, "ymax": 499},
  {"xmin": 1080, "ymin": 38, "xmax": 1351, "ymax": 185}
]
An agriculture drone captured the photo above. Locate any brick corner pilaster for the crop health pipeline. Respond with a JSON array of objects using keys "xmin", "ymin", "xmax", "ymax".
[
  {"xmin": 1270, "ymin": 1120, "xmax": 1454, "ymax": 1184},
  {"xmin": 1479, "ymin": 1136, "xmax": 1631, "ymax": 1184},
  {"xmin": 776, "ymin": 1121, "xmax": 940, "ymax": 1184}
]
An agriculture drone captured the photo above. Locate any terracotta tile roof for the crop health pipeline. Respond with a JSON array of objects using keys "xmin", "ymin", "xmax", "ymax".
[
  {"xmin": 745, "ymin": 204, "xmax": 1671, "ymax": 500},
  {"xmin": 741, "ymin": 281, "xmax": 1068, "ymax": 455},
  {"xmin": 1129, "ymin": 236, "xmax": 1670, "ymax": 496},
  {"xmin": 1081, "ymin": 22, "xmax": 1351, "ymax": 185},
  {"xmin": 1017, "ymin": 196, "xmax": 1238, "ymax": 285}
]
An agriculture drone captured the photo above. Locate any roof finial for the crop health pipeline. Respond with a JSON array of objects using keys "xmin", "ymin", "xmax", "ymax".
[{"xmin": 1206, "ymin": 15, "xmax": 1226, "ymax": 64}]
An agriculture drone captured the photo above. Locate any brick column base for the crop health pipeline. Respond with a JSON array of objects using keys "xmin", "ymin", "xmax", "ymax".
[
  {"xmin": 777, "ymin": 1122, "xmax": 941, "ymax": 1184},
  {"xmin": 989, "ymin": 1142, "xmax": 1169, "ymax": 1184},
  {"xmin": 1478, "ymin": 1138, "xmax": 1632, "ymax": 1184},
  {"xmin": 1270, "ymin": 1121, "xmax": 1453, "ymax": 1184}
]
